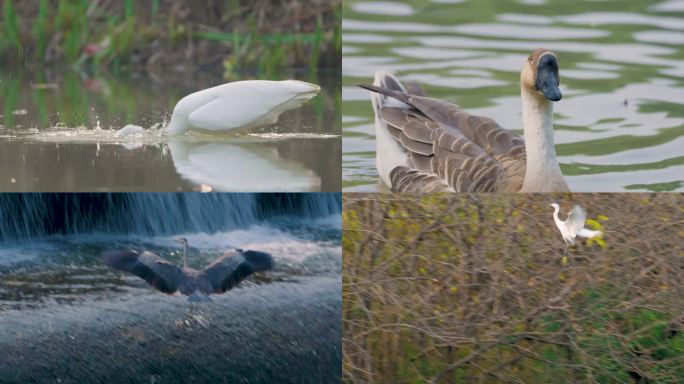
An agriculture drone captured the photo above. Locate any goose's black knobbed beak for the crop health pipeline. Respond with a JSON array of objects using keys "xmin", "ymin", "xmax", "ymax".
[{"xmin": 535, "ymin": 54, "xmax": 562, "ymax": 102}]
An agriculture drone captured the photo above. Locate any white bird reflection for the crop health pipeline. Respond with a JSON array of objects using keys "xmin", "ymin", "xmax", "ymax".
[{"xmin": 166, "ymin": 141, "xmax": 321, "ymax": 192}]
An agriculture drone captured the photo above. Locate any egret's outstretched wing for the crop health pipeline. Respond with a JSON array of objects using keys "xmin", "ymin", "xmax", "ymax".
[
  {"xmin": 566, "ymin": 205, "xmax": 587, "ymax": 240},
  {"xmin": 102, "ymin": 250, "xmax": 183, "ymax": 294},
  {"xmin": 201, "ymin": 249, "xmax": 274, "ymax": 293}
]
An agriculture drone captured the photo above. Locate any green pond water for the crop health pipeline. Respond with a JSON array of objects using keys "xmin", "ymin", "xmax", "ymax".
[
  {"xmin": 342, "ymin": 0, "xmax": 684, "ymax": 192},
  {"xmin": 0, "ymin": 68, "xmax": 341, "ymax": 192}
]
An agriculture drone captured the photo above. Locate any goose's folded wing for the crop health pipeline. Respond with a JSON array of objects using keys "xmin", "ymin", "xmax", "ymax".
[
  {"xmin": 379, "ymin": 104, "xmax": 524, "ymax": 192},
  {"xmin": 390, "ymin": 166, "xmax": 453, "ymax": 193},
  {"xmin": 201, "ymin": 249, "xmax": 274, "ymax": 293},
  {"xmin": 404, "ymin": 81, "xmax": 427, "ymax": 97},
  {"xmin": 102, "ymin": 250, "xmax": 183, "ymax": 293},
  {"xmin": 362, "ymin": 84, "xmax": 526, "ymax": 192},
  {"xmin": 361, "ymin": 84, "xmax": 525, "ymax": 161},
  {"xmin": 410, "ymin": 96, "xmax": 526, "ymax": 161}
]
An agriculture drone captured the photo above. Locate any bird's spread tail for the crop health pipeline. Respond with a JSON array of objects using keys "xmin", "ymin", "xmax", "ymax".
[
  {"xmin": 242, "ymin": 250, "xmax": 274, "ymax": 272},
  {"xmin": 578, "ymin": 228, "xmax": 602, "ymax": 239}
]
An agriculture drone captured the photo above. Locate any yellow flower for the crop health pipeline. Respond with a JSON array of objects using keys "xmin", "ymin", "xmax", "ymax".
[{"xmin": 586, "ymin": 219, "xmax": 602, "ymax": 230}]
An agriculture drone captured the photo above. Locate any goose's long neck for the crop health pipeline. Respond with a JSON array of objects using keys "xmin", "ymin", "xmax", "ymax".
[{"xmin": 520, "ymin": 88, "xmax": 567, "ymax": 192}]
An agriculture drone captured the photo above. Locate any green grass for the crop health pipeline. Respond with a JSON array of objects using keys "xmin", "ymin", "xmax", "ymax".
[
  {"xmin": 2, "ymin": 0, "xmax": 20, "ymax": 51},
  {"xmin": 0, "ymin": 0, "xmax": 340, "ymax": 75},
  {"xmin": 32, "ymin": 0, "xmax": 49, "ymax": 60}
]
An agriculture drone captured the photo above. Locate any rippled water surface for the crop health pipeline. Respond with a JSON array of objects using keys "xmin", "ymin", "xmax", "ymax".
[
  {"xmin": 0, "ymin": 69, "xmax": 341, "ymax": 192},
  {"xmin": 342, "ymin": 0, "xmax": 684, "ymax": 192}
]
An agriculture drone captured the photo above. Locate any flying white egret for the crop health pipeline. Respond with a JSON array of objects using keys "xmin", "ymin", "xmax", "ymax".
[
  {"xmin": 163, "ymin": 80, "xmax": 320, "ymax": 135},
  {"xmin": 549, "ymin": 203, "xmax": 602, "ymax": 261},
  {"xmin": 102, "ymin": 237, "xmax": 274, "ymax": 306}
]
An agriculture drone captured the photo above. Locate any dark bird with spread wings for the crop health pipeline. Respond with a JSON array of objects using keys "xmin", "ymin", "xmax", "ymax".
[{"xmin": 102, "ymin": 237, "xmax": 273, "ymax": 302}]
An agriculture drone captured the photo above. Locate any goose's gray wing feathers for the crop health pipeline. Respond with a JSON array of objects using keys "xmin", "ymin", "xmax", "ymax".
[{"xmin": 361, "ymin": 83, "xmax": 526, "ymax": 192}]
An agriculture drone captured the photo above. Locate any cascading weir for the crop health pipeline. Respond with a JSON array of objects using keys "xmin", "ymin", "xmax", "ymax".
[{"xmin": 0, "ymin": 193, "xmax": 341, "ymax": 243}]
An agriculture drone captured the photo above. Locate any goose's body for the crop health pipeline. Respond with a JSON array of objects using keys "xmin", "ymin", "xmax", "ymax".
[
  {"xmin": 164, "ymin": 80, "xmax": 320, "ymax": 135},
  {"xmin": 361, "ymin": 49, "xmax": 569, "ymax": 193}
]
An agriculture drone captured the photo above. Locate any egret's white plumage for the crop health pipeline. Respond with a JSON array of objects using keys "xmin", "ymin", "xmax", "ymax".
[
  {"xmin": 578, "ymin": 227, "xmax": 602, "ymax": 239},
  {"xmin": 550, "ymin": 203, "xmax": 602, "ymax": 246},
  {"xmin": 164, "ymin": 80, "xmax": 320, "ymax": 135}
]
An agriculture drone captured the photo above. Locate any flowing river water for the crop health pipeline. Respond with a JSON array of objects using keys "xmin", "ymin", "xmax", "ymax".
[{"xmin": 0, "ymin": 193, "xmax": 342, "ymax": 383}]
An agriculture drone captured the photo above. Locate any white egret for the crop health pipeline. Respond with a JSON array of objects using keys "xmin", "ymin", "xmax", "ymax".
[
  {"xmin": 550, "ymin": 203, "xmax": 602, "ymax": 260},
  {"xmin": 163, "ymin": 80, "xmax": 320, "ymax": 135}
]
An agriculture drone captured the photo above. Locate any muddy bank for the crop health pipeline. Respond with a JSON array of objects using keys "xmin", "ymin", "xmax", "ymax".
[{"xmin": 0, "ymin": 276, "xmax": 341, "ymax": 384}]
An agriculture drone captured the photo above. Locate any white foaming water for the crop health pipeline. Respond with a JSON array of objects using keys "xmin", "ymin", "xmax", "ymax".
[
  {"xmin": 151, "ymin": 224, "xmax": 340, "ymax": 265},
  {"xmin": 114, "ymin": 125, "xmax": 145, "ymax": 139},
  {"xmin": 0, "ymin": 225, "xmax": 340, "ymax": 275},
  {"xmin": 0, "ymin": 242, "xmax": 60, "ymax": 265},
  {"xmin": 306, "ymin": 214, "xmax": 342, "ymax": 230}
]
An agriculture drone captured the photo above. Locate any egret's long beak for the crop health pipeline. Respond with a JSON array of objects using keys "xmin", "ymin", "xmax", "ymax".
[{"xmin": 535, "ymin": 54, "xmax": 562, "ymax": 102}]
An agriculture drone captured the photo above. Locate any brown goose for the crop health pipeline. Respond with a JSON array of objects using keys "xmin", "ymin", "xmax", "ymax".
[{"xmin": 360, "ymin": 49, "xmax": 570, "ymax": 193}]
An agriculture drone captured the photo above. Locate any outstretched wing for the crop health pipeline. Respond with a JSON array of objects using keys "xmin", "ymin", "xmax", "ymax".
[
  {"xmin": 102, "ymin": 250, "xmax": 183, "ymax": 294},
  {"xmin": 566, "ymin": 205, "xmax": 587, "ymax": 240},
  {"xmin": 201, "ymin": 249, "xmax": 274, "ymax": 294}
]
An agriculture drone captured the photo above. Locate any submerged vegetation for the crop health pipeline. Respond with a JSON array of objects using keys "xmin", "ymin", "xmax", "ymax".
[
  {"xmin": 343, "ymin": 194, "xmax": 684, "ymax": 383},
  {"xmin": 0, "ymin": 0, "xmax": 341, "ymax": 76}
]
